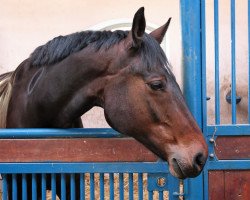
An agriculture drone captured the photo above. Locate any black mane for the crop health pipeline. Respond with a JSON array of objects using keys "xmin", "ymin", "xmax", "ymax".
[
  {"xmin": 30, "ymin": 30, "xmax": 128, "ymax": 66},
  {"xmin": 30, "ymin": 29, "xmax": 170, "ymax": 73}
]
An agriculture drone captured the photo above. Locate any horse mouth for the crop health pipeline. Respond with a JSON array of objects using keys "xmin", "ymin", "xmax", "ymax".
[{"xmin": 170, "ymin": 158, "xmax": 186, "ymax": 179}]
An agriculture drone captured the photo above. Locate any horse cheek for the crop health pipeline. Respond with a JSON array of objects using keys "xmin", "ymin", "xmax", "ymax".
[{"xmin": 103, "ymin": 83, "xmax": 132, "ymax": 134}]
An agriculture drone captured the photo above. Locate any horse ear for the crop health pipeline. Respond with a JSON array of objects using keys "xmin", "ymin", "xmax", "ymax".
[
  {"xmin": 150, "ymin": 18, "xmax": 171, "ymax": 44},
  {"xmin": 126, "ymin": 7, "xmax": 146, "ymax": 49}
]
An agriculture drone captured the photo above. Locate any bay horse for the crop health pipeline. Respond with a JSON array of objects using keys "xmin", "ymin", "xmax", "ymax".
[{"xmin": 0, "ymin": 7, "xmax": 208, "ymax": 199}]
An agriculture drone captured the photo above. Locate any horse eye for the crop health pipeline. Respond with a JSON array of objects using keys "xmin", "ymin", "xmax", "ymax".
[{"xmin": 149, "ymin": 81, "xmax": 165, "ymax": 91}]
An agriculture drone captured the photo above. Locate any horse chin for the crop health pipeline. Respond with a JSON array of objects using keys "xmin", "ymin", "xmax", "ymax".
[
  {"xmin": 168, "ymin": 157, "xmax": 203, "ymax": 179},
  {"xmin": 168, "ymin": 160, "xmax": 186, "ymax": 179}
]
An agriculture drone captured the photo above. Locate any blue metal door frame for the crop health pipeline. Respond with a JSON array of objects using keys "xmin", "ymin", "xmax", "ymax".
[
  {"xmin": 181, "ymin": 0, "xmax": 250, "ymax": 199},
  {"xmin": 180, "ymin": 0, "xmax": 205, "ymax": 199}
]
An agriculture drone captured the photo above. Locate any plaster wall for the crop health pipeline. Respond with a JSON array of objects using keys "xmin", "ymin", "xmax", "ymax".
[{"xmin": 0, "ymin": 0, "xmax": 248, "ymax": 127}]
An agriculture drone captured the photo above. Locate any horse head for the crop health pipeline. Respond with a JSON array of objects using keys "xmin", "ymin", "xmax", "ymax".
[{"xmin": 102, "ymin": 7, "xmax": 208, "ymax": 179}]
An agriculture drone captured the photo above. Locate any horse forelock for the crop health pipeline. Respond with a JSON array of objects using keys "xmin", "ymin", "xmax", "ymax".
[
  {"xmin": 0, "ymin": 72, "xmax": 14, "ymax": 128},
  {"xmin": 131, "ymin": 33, "xmax": 175, "ymax": 79}
]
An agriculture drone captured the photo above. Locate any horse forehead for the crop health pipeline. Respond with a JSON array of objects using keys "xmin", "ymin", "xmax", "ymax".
[{"xmin": 139, "ymin": 65, "xmax": 172, "ymax": 78}]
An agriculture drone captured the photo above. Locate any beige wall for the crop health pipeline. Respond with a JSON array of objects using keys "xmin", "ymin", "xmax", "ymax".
[
  {"xmin": 0, "ymin": 0, "xmax": 248, "ymax": 127},
  {"xmin": 0, "ymin": 0, "xmax": 181, "ymax": 74}
]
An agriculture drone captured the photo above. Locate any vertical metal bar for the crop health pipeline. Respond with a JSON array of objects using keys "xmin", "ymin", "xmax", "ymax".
[
  {"xmin": 90, "ymin": 173, "xmax": 95, "ymax": 200},
  {"xmin": 129, "ymin": 173, "xmax": 134, "ymax": 200},
  {"xmin": 201, "ymin": 1, "xmax": 209, "ymax": 199},
  {"xmin": 168, "ymin": 174, "xmax": 180, "ymax": 200},
  {"xmin": 41, "ymin": 174, "xmax": 46, "ymax": 200},
  {"xmin": 214, "ymin": 0, "xmax": 220, "ymax": 124},
  {"xmin": 12, "ymin": 174, "xmax": 17, "ymax": 200},
  {"xmin": 61, "ymin": 173, "xmax": 66, "ymax": 200},
  {"xmin": 51, "ymin": 173, "xmax": 56, "ymax": 200},
  {"xmin": 181, "ymin": 0, "xmax": 204, "ymax": 199},
  {"xmin": 138, "ymin": 173, "xmax": 143, "ymax": 200},
  {"xmin": 100, "ymin": 173, "xmax": 104, "ymax": 200},
  {"xmin": 2, "ymin": 174, "xmax": 8, "ymax": 200},
  {"xmin": 203, "ymin": 168, "xmax": 209, "ymax": 200},
  {"xmin": 109, "ymin": 173, "xmax": 114, "ymax": 200},
  {"xmin": 80, "ymin": 173, "xmax": 85, "ymax": 200},
  {"xmin": 181, "ymin": 0, "xmax": 203, "ymax": 126},
  {"xmin": 231, "ymin": 0, "xmax": 237, "ymax": 124},
  {"xmin": 201, "ymin": 0, "xmax": 208, "ymax": 130},
  {"xmin": 159, "ymin": 191, "xmax": 164, "ymax": 200},
  {"xmin": 70, "ymin": 173, "xmax": 76, "ymax": 200},
  {"xmin": 119, "ymin": 173, "xmax": 124, "ymax": 200},
  {"xmin": 22, "ymin": 174, "xmax": 27, "ymax": 200},
  {"xmin": 148, "ymin": 191, "xmax": 153, "ymax": 200},
  {"xmin": 32, "ymin": 174, "xmax": 37, "ymax": 200},
  {"xmin": 248, "ymin": 0, "xmax": 250, "ymax": 123}
]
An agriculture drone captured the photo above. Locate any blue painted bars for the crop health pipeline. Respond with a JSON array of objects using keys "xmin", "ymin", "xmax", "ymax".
[
  {"xmin": 128, "ymin": 173, "xmax": 133, "ymax": 200},
  {"xmin": 181, "ymin": 0, "xmax": 203, "ymax": 127},
  {"xmin": 138, "ymin": 173, "xmax": 143, "ymax": 200},
  {"xmin": 22, "ymin": 174, "xmax": 27, "ymax": 200},
  {"xmin": 231, "ymin": 0, "xmax": 237, "ymax": 124},
  {"xmin": 180, "ymin": 0, "xmax": 204, "ymax": 200},
  {"xmin": 60, "ymin": 173, "xmax": 66, "ymax": 200},
  {"xmin": 100, "ymin": 173, "xmax": 105, "ymax": 200},
  {"xmin": 2, "ymin": 174, "xmax": 8, "ymax": 200},
  {"xmin": 12, "ymin": 174, "xmax": 17, "ymax": 200},
  {"xmin": 70, "ymin": 173, "xmax": 76, "ymax": 200},
  {"xmin": 32, "ymin": 174, "xmax": 37, "ymax": 200},
  {"xmin": 214, "ymin": 0, "xmax": 221, "ymax": 124},
  {"xmin": 109, "ymin": 173, "xmax": 114, "ymax": 200},
  {"xmin": 80, "ymin": 173, "xmax": 85, "ymax": 200},
  {"xmin": 119, "ymin": 173, "xmax": 124, "ymax": 200},
  {"xmin": 51, "ymin": 173, "xmax": 56, "ymax": 200},
  {"xmin": 180, "ymin": 0, "xmax": 250, "ymax": 200},
  {"xmin": 0, "ymin": 128, "xmax": 121, "ymax": 139},
  {"xmin": 42, "ymin": 174, "xmax": 47, "ymax": 200},
  {"xmin": 90, "ymin": 173, "xmax": 95, "ymax": 200}
]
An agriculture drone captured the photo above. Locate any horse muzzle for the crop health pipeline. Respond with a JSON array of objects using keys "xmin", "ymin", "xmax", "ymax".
[{"xmin": 168, "ymin": 145, "xmax": 208, "ymax": 179}]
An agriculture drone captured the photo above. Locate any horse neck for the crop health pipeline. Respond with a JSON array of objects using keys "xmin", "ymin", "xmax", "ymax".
[
  {"xmin": 54, "ymin": 47, "xmax": 113, "ymax": 94},
  {"xmin": 36, "ymin": 48, "xmax": 115, "ymax": 126}
]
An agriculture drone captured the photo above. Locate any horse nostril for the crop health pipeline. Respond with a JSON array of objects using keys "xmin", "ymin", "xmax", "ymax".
[{"xmin": 193, "ymin": 152, "xmax": 206, "ymax": 170}]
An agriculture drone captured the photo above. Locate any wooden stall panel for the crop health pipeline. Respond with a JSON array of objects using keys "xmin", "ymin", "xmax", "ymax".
[
  {"xmin": 209, "ymin": 171, "xmax": 225, "ymax": 200},
  {"xmin": 215, "ymin": 136, "xmax": 250, "ymax": 160},
  {"xmin": 225, "ymin": 171, "xmax": 250, "ymax": 200},
  {"xmin": 209, "ymin": 170, "xmax": 250, "ymax": 200},
  {"xmin": 0, "ymin": 138, "xmax": 158, "ymax": 162}
]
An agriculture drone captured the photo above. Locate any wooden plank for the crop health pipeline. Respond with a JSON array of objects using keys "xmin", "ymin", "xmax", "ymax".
[
  {"xmin": 208, "ymin": 171, "xmax": 225, "ymax": 200},
  {"xmin": 225, "ymin": 171, "xmax": 250, "ymax": 200},
  {"xmin": 215, "ymin": 136, "xmax": 250, "ymax": 159},
  {"xmin": 0, "ymin": 138, "xmax": 158, "ymax": 162},
  {"xmin": 209, "ymin": 171, "xmax": 250, "ymax": 200}
]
